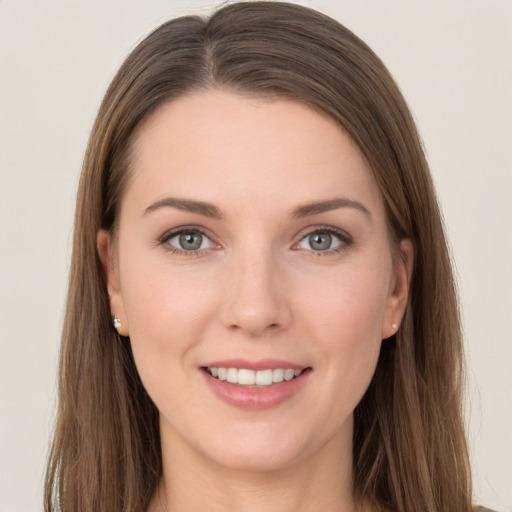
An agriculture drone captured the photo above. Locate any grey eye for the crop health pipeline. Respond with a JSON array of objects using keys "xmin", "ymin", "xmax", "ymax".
[
  {"xmin": 178, "ymin": 231, "xmax": 203, "ymax": 250},
  {"xmin": 165, "ymin": 230, "xmax": 214, "ymax": 252},
  {"xmin": 296, "ymin": 230, "xmax": 343, "ymax": 252},
  {"xmin": 308, "ymin": 232, "xmax": 332, "ymax": 251}
]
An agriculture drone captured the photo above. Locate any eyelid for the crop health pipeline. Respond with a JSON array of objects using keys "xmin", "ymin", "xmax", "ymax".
[
  {"xmin": 158, "ymin": 225, "xmax": 221, "ymax": 255},
  {"xmin": 157, "ymin": 224, "xmax": 352, "ymax": 256},
  {"xmin": 292, "ymin": 225, "xmax": 353, "ymax": 253}
]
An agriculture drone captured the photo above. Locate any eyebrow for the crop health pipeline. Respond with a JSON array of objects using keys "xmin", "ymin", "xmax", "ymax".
[
  {"xmin": 144, "ymin": 197, "xmax": 223, "ymax": 219},
  {"xmin": 143, "ymin": 196, "xmax": 372, "ymax": 221},
  {"xmin": 291, "ymin": 197, "xmax": 372, "ymax": 220}
]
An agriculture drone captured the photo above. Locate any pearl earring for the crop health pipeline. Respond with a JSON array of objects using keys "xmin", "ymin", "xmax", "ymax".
[
  {"xmin": 392, "ymin": 323, "xmax": 398, "ymax": 330},
  {"xmin": 113, "ymin": 315, "xmax": 122, "ymax": 332}
]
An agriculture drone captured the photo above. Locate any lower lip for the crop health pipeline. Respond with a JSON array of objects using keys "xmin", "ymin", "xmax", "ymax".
[{"xmin": 201, "ymin": 368, "xmax": 311, "ymax": 410}]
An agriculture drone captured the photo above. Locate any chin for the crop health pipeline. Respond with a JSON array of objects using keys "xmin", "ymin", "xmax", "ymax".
[
  {"xmin": 195, "ymin": 422, "xmax": 330, "ymax": 474},
  {"xmin": 207, "ymin": 445, "xmax": 305, "ymax": 474}
]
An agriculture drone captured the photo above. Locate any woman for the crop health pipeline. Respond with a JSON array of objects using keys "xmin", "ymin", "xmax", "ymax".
[{"xmin": 44, "ymin": 2, "xmax": 491, "ymax": 511}]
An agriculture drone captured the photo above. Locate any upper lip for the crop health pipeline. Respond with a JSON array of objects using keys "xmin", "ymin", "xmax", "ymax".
[{"xmin": 201, "ymin": 359, "xmax": 308, "ymax": 371}]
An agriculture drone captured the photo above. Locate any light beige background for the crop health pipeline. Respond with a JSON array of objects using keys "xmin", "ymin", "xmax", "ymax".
[{"xmin": 0, "ymin": 1, "xmax": 510, "ymax": 511}]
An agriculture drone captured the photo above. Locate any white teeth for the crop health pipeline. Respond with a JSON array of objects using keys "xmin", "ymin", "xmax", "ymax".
[
  {"xmin": 284, "ymin": 369, "xmax": 295, "ymax": 381},
  {"xmin": 226, "ymin": 368, "xmax": 238, "ymax": 383},
  {"xmin": 255, "ymin": 369, "xmax": 273, "ymax": 386},
  {"xmin": 238, "ymin": 369, "xmax": 255, "ymax": 385},
  {"xmin": 272, "ymin": 368, "xmax": 284, "ymax": 383},
  {"xmin": 207, "ymin": 366, "xmax": 305, "ymax": 386}
]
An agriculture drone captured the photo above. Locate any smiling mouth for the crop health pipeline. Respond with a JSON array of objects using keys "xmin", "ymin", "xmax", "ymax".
[{"xmin": 203, "ymin": 367, "xmax": 310, "ymax": 387}]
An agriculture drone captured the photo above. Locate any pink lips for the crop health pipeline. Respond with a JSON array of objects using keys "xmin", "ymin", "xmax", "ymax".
[
  {"xmin": 201, "ymin": 359, "xmax": 311, "ymax": 410},
  {"xmin": 202, "ymin": 359, "xmax": 307, "ymax": 371}
]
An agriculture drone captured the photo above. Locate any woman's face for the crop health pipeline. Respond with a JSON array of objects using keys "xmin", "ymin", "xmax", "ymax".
[{"xmin": 99, "ymin": 90, "xmax": 412, "ymax": 473}]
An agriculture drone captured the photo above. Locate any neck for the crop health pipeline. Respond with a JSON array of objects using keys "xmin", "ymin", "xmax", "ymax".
[{"xmin": 148, "ymin": 422, "xmax": 365, "ymax": 512}]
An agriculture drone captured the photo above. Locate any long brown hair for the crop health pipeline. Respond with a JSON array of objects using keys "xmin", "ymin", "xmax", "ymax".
[{"xmin": 45, "ymin": 2, "xmax": 472, "ymax": 511}]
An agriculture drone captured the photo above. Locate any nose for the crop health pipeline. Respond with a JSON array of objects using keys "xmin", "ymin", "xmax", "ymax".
[{"xmin": 219, "ymin": 249, "xmax": 292, "ymax": 337}]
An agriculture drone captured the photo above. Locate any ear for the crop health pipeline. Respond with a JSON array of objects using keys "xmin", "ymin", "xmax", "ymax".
[
  {"xmin": 97, "ymin": 229, "xmax": 129, "ymax": 336},
  {"xmin": 381, "ymin": 238, "xmax": 414, "ymax": 340}
]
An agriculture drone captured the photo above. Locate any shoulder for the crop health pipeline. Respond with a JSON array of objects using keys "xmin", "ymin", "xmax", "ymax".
[{"xmin": 474, "ymin": 507, "xmax": 498, "ymax": 512}]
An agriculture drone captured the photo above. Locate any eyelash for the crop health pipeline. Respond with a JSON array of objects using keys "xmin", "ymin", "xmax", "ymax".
[
  {"xmin": 157, "ymin": 225, "xmax": 353, "ymax": 257},
  {"xmin": 158, "ymin": 226, "xmax": 214, "ymax": 257},
  {"xmin": 294, "ymin": 226, "xmax": 353, "ymax": 257}
]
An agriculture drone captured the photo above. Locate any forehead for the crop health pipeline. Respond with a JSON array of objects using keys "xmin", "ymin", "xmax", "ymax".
[{"xmin": 126, "ymin": 90, "xmax": 384, "ymax": 220}]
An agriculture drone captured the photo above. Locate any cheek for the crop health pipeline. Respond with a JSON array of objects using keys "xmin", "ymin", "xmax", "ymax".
[
  {"xmin": 119, "ymin": 261, "xmax": 223, "ymax": 414},
  {"xmin": 120, "ymin": 258, "xmax": 220, "ymax": 361},
  {"xmin": 295, "ymin": 260, "xmax": 391, "ymax": 399},
  {"xmin": 297, "ymin": 262, "xmax": 391, "ymax": 343}
]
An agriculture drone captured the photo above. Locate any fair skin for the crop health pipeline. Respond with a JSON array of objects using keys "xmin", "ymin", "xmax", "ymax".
[{"xmin": 98, "ymin": 90, "xmax": 413, "ymax": 512}]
